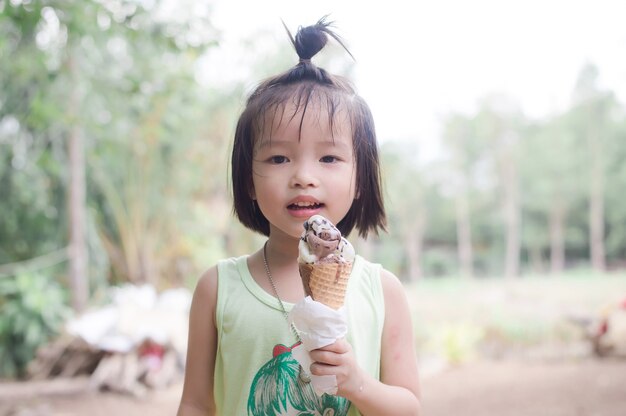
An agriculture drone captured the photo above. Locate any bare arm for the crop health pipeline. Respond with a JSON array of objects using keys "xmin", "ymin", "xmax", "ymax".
[
  {"xmin": 177, "ymin": 266, "xmax": 219, "ymax": 416},
  {"xmin": 310, "ymin": 268, "xmax": 421, "ymax": 415}
]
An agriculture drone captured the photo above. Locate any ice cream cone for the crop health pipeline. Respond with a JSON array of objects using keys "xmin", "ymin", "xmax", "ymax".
[{"xmin": 299, "ymin": 262, "xmax": 352, "ymax": 310}]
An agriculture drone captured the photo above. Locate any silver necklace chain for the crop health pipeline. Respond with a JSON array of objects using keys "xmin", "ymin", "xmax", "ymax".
[
  {"xmin": 262, "ymin": 241, "xmax": 311, "ymax": 384},
  {"xmin": 262, "ymin": 241, "xmax": 302, "ymax": 344}
]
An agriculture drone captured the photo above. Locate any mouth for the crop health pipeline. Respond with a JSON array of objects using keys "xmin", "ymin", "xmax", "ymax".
[{"xmin": 287, "ymin": 201, "xmax": 325, "ymax": 211}]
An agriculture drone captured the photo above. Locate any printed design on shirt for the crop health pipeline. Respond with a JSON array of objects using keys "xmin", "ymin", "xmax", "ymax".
[{"xmin": 247, "ymin": 342, "xmax": 350, "ymax": 416}]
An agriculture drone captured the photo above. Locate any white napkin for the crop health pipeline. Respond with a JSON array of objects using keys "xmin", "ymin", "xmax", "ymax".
[{"xmin": 288, "ymin": 296, "xmax": 348, "ymax": 395}]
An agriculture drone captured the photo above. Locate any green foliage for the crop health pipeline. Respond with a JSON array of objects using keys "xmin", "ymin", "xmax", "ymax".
[
  {"xmin": 409, "ymin": 273, "xmax": 626, "ymax": 362},
  {"xmin": 428, "ymin": 322, "xmax": 484, "ymax": 364},
  {"xmin": 0, "ymin": 149, "xmax": 66, "ymax": 263},
  {"xmin": 604, "ymin": 112, "xmax": 626, "ymax": 260},
  {"xmin": 420, "ymin": 249, "xmax": 457, "ymax": 277},
  {"xmin": 0, "ymin": 0, "xmax": 625, "ymax": 292},
  {"xmin": 0, "ymin": 271, "xmax": 71, "ymax": 378},
  {"xmin": 0, "ymin": 0, "xmax": 68, "ymax": 264},
  {"xmin": 0, "ymin": 0, "xmax": 224, "ymax": 288}
]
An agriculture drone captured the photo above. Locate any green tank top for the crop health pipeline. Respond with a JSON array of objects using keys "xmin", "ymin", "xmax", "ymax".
[{"xmin": 213, "ymin": 254, "xmax": 385, "ymax": 416}]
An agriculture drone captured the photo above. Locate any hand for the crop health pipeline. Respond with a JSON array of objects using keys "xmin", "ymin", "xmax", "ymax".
[{"xmin": 309, "ymin": 338, "xmax": 364, "ymax": 399}]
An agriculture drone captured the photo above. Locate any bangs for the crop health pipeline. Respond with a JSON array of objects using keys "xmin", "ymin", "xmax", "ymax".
[{"xmin": 248, "ymin": 83, "xmax": 356, "ymax": 147}]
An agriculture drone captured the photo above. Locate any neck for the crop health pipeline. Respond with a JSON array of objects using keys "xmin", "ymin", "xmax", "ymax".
[
  {"xmin": 258, "ymin": 234, "xmax": 304, "ymax": 302},
  {"xmin": 265, "ymin": 228, "xmax": 301, "ymax": 261}
]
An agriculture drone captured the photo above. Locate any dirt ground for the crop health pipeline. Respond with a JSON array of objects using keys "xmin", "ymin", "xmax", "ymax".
[
  {"xmin": 421, "ymin": 358, "xmax": 626, "ymax": 416},
  {"xmin": 1, "ymin": 357, "xmax": 625, "ymax": 416}
]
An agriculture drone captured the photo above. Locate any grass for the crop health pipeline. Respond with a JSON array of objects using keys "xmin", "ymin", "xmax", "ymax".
[{"xmin": 403, "ymin": 271, "xmax": 626, "ymax": 364}]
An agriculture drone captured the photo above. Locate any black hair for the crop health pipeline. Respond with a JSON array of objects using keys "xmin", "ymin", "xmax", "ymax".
[{"xmin": 231, "ymin": 16, "xmax": 386, "ymax": 238}]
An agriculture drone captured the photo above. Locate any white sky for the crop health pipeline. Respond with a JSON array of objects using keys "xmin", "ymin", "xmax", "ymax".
[{"xmin": 207, "ymin": 0, "xmax": 626, "ymax": 156}]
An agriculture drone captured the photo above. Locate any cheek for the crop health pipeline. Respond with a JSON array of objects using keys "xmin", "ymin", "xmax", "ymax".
[
  {"xmin": 333, "ymin": 178, "xmax": 357, "ymax": 206},
  {"xmin": 252, "ymin": 174, "xmax": 280, "ymax": 201}
]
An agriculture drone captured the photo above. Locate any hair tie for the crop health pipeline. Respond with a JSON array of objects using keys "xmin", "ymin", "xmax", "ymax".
[{"xmin": 299, "ymin": 58, "xmax": 311, "ymax": 64}]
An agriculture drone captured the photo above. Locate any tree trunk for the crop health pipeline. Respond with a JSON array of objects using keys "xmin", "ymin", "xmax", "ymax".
[
  {"xmin": 529, "ymin": 246, "xmax": 544, "ymax": 273},
  {"xmin": 503, "ymin": 151, "xmax": 521, "ymax": 279},
  {"xmin": 549, "ymin": 199, "xmax": 566, "ymax": 274},
  {"xmin": 589, "ymin": 134, "xmax": 606, "ymax": 271},
  {"xmin": 68, "ymin": 56, "xmax": 88, "ymax": 312},
  {"xmin": 456, "ymin": 193, "xmax": 474, "ymax": 278},
  {"xmin": 404, "ymin": 211, "xmax": 425, "ymax": 282}
]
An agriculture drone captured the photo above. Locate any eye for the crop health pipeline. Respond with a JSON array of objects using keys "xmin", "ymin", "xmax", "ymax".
[
  {"xmin": 268, "ymin": 155, "xmax": 289, "ymax": 164},
  {"xmin": 320, "ymin": 155, "xmax": 339, "ymax": 163}
]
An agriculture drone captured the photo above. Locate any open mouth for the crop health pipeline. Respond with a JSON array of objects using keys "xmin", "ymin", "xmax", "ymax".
[{"xmin": 288, "ymin": 201, "xmax": 324, "ymax": 210}]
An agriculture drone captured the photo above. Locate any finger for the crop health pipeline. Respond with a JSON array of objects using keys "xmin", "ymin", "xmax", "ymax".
[
  {"xmin": 309, "ymin": 361, "xmax": 337, "ymax": 376},
  {"xmin": 309, "ymin": 349, "xmax": 343, "ymax": 366},
  {"xmin": 316, "ymin": 338, "xmax": 350, "ymax": 354}
]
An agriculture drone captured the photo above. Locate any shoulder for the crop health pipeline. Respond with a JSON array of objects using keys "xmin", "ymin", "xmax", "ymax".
[
  {"xmin": 190, "ymin": 265, "xmax": 219, "ymax": 318},
  {"xmin": 377, "ymin": 268, "xmax": 413, "ymax": 337},
  {"xmin": 378, "ymin": 267, "xmax": 408, "ymax": 304},
  {"xmin": 353, "ymin": 257, "xmax": 404, "ymax": 298},
  {"xmin": 354, "ymin": 258, "xmax": 407, "ymax": 309},
  {"xmin": 194, "ymin": 256, "xmax": 242, "ymax": 297},
  {"xmin": 192, "ymin": 256, "xmax": 249, "ymax": 319},
  {"xmin": 196, "ymin": 265, "xmax": 218, "ymax": 292}
]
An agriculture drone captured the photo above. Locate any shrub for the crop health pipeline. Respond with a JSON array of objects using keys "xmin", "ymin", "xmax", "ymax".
[{"xmin": 0, "ymin": 270, "xmax": 71, "ymax": 378}]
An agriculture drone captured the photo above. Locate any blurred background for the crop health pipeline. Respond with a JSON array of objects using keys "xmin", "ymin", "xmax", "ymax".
[{"xmin": 1, "ymin": 0, "xmax": 626, "ymax": 415}]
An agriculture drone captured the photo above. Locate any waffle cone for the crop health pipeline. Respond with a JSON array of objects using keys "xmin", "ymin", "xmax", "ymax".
[{"xmin": 299, "ymin": 262, "xmax": 352, "ymax": 310}]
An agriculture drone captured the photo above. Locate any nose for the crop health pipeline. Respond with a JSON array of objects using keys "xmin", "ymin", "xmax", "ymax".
[{"xmin": 289, "ymin": 161, "xmax": 319, "ymax": 189}]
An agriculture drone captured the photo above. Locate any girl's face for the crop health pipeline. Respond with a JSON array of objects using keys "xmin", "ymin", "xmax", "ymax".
[{"xmin": 251, "ymin": 103, "xmax": 357, "ymax": 240}]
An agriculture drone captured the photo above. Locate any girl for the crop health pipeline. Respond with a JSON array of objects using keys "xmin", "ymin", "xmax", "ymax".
[{"xmin": 178, "ymin": 17, "xmax": 421, "ymax": 416}]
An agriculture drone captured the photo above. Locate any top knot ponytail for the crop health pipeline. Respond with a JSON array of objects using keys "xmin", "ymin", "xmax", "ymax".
[
  {"xmin": 249, "ymin": 15, "xmax": 355, "ymax": 86},
  {"xmin": 284, "ymin": 16, "xmax": 354, "ymax": 62}
]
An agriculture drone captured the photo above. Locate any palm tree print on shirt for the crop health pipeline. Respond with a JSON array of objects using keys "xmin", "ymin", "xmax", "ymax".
[{"xmin": 247, "ymin": 342, "xmax": 351, "ymax": 416}]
